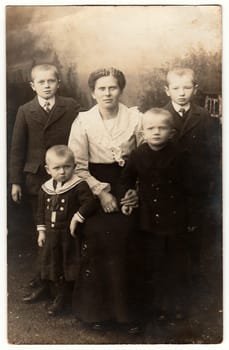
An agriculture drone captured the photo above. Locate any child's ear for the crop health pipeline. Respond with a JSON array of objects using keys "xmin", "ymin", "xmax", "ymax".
[
  {"xmin": 30, "ymin": 81, "xmax": 36, "ymax": 92},
  {"xmin": 193, "ymin": 84, "xmax": 198, "ymax": 95},
  {"xmin": 45, "ymin": 165, "xmax": 51, "ymax": 175},
  {"xmin": 169, "ymin": 128, "xmax": 176, "ymax": 139},
  {"xmin": 164, "ymin": 85, "xmax": 170, "ymax": 97}
]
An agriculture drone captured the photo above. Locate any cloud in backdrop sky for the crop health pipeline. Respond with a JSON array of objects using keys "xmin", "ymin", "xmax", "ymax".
[
  {"xmin": 7, "ymin": 5, "xmax": 221, "ymax": 73},
  {"xmin": 6, "ymin": 5, "xmax": 221, "ymax": 105}
]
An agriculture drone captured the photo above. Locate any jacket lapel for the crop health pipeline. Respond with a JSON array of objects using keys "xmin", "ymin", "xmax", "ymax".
[
  {"xmin": 180, "ymin": 104, "xmax": 202, "ymax": 136},
  {"xmin": 44, "ymin": 96, "xmax": 67, "ymax": 130},
  {"xmin": 164, "ymin": 102, "xmax": 202, "ymax": 137},
  {"xmin": 29, "ymin": 97, "xmax": 46, "ymax": 125}
]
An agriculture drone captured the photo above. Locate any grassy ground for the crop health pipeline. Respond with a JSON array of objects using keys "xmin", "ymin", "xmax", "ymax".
[{"xmin": 7, "ymin": 201, "xmax": 223, "ymax": 345}]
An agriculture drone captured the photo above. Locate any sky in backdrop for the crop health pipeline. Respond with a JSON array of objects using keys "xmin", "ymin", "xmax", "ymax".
[{"xmin": 6, "ymin": 5, "xmax": 221, "ymax": 77}]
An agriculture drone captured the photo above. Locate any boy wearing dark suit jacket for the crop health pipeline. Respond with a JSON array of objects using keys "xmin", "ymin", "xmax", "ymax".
[
  {"xmin": 163, "ymin": 67, "xmax": 221, "ymax": 288},
  {"xmin": 9, "ymin": 63, "xmax": 80, "ymax": 300}
]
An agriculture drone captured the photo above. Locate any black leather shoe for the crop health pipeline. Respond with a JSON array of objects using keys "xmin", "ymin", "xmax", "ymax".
[
  {"xmin": 47, "ymin": 295, "xmax": 64, "ymax": 316},
  {"xmin": 127, "ymin": 324, "xmax": 142, "ymax": 334},
  {"xmin": 91, "ymin": 323, "xmax": 106, "ymax": 331},
  {"xmin": 22, "ymin": 286, "xmax": 47, "ymax": 303}
]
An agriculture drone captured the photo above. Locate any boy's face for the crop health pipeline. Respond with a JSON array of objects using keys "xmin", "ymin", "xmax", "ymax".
[
  {"xmin": 45, "ymin": 155, "xmax": 75, "ymax": 183},
  {"xmin": 165, "ymin": 73, "xmax": 197, "ymax": 106},
  {"xmin": 143, "ymin": 113, "xmax": 173, "ymax": 150},
  {"xmin": 30, "ymin": 69, "xmax": 59, "ymax": 99}
]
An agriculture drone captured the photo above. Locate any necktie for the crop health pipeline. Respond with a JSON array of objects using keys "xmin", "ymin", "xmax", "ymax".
[
  {"xmin": 178, "ymin": 108, "xmax": 185, "ymax": 118},
  {"xmin": 43, "ymin": 101, "xmax": 51, "ymax": 113}
]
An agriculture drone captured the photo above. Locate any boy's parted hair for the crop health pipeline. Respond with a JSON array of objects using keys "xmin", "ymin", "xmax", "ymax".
[
  {"xmin": 30, "ymin": 64, "xmax": 60, "ymax": 81},
  {"xmin": 166, "ymin": 67, "xmax": 197, "ymax": 86},
  {"xmin": 143, "ymin": 107, "xmax": 175, "ymax": 128},
  {"xmin": 88, "ymin": 67, "xmax": 126, "ymax": 91},
  {"xmin": 45, "ymin": 145, "xmax": 75, "ymax": 165}
]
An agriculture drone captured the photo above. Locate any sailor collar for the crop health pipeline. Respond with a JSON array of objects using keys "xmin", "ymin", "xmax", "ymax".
[{"xmin": 42, "ymin": 174, "xmax": 84, "ymax": 195}]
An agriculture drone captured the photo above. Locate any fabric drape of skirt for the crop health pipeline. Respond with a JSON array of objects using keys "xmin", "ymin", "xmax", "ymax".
[{"xmin": 72, "ymin": 163, "xmax": 138, "ymax": 323}]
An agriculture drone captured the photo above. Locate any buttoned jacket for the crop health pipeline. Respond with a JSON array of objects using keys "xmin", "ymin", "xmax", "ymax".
[
  {"xmin": 119, "ymin": 142, "xmax": 204, "ymax": 235},
  {"xmin": 9, "ymin": 95, "xmax": 80, "ymax": 194},
  {"xmin": 37, "ymin": 176, "xmax": 97, "ymax": 230},
  {"xmin": 163, "ymin": 102, "xmax": 221, "ymax": 197}
]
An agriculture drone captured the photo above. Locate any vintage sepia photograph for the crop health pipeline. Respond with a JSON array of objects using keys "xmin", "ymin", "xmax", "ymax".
[{"xmin": 4, "ymin": 2, "xmax": 223, "ymax": 347}]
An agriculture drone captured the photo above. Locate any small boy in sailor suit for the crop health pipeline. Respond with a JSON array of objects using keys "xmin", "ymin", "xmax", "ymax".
[{"xmin": 36, "ymin": 145, "xmax": 97, "ymax": 316}]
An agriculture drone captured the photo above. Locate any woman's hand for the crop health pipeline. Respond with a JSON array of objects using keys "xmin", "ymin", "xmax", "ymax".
[
  {"xmin": 120, "ymin": 189, "xmax": 138, "ymax": 208},
  {"xmin": 37, "ymin": 231, "xmax": 46, "ymax": 247},
  {"xmin": 98, "ymin": 191, "xmax": 118, "ymax": 213}
]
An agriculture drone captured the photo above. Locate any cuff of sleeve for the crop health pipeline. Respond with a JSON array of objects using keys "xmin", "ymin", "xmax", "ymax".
[
  {"xmin": 37, "ymin": 225, "xmax": 46, "ymax": 231},
  {"xmin": 73, "ymin": 211, "xmax": 85, "ymax": 223},
  {"xmin": 93, "ymin": 182, "xmax": 111, "ymax": 196}
]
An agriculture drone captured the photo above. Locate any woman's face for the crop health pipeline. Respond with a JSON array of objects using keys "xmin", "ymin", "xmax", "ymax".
[{"xmin": 92, "ymin": 75, "xmax": 122, "ymax": 111}]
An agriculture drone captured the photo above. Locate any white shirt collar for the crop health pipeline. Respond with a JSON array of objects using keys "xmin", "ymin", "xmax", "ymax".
[
  {"xmin": 172, "ymin": 101, "xmax": 190, "ymax": 113},
  {"xmin": 38, "ymin": 96, "xmax": 55, "ymax": 109}
]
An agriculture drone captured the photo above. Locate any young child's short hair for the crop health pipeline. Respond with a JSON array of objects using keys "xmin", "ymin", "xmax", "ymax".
[
  {"xmin": 166, "ymin": 67, "xmax": 197, "ymax": 86},
  {"xmin": 143, "ymin": 107, "xmax": 175, "ymax": 128},
  {"xmin": 88, "ymin": 67, "xmax": 126, "ymax": 91},
  {"xmin": 30, "ymin": 64, "xmax": 60, "ymax": 81},
  {"xmin": 45, "ymin": 145, "xmax": 75, "ymax": 165}
]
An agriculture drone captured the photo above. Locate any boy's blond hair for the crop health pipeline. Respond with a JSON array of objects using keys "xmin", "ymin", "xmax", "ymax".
[
  {"xmin": 30, "ymin": 64, "xmax": 60, "ymax": 81},
  {"xmin": 45, "ymin": 145, "xmax": 75, "ymax": 165},
  {"xmin": 166, "ymin": 68, "xmax": 197, "ymax": 86},
  {"xmin": 143, "ymin": 107, "xmax": 175, "ymax": 128}
]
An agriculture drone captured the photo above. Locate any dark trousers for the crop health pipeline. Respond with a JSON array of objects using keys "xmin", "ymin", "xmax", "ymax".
[{"xmin": 141, "ymin": 231, "xmax": 191, "ymax": 317}]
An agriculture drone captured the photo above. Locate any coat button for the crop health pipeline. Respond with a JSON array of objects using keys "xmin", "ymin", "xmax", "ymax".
[
  {"xmin": 61, "ymin": 199, "xmax": 65, "ymax": 203},
  {"xmin": 60, "ymin": 207, "xmax": 64, "ymax": 211},
  {"xmin": 85, "ymin": 269, "xmax": 91, "ymax": 278},
  {"xmin": 173, "ymin": 210, "xmax": 177, "ymax": 215},
  {"xmin": 82, "ymin": 243, "xmax": 88, "ymax": 256},
  {"xmin": 156, "ymin": 186, "xmax": 160, "ymax": 191},
  {"xmin": 46, "ymin": 198, "xmax": 50, "ymax": 202},
  {"xmin": 153, "ymin": 198, "xmax": 157, "ymax": 203},
  {"xmin": 155, "ymin": 213, "xmax": 159, "ymax": 218},
  {"xmin": 192, "ymin": 135, "xmax": 196, "ymax": 139},
  {"xmin": 106, "ymin": 231, "xmax": 110, "ymax": 235},
  {"xmin": 170, "ymin": 194, "xmax": 174, "ymax": 199},
  {"xmin": 51, "ymin": 223, "xmax": 55, "ymax": 228},
  {"xmin": 46, "ymin": 205, "xmax": 49, "ymax": 209}
]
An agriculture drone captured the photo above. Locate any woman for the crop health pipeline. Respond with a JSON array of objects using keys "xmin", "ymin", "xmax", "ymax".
[{"xmin": 68, "ymin": 67, "xmax": 142, "ymax": 332}]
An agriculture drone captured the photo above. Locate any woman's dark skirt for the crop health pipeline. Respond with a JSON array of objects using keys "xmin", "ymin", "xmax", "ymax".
[{"xmin": 72, "ymin": 163, "xmax": 139, "ymax": 323}]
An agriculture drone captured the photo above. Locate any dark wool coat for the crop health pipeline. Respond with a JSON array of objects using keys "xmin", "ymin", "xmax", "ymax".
[
  {"xmin": 119, "ymin": 142, "xmax": 205, "ymax": 235},
  {"xmin": 9, "ymin": 95, "xmax": 80, "ymax": 195},
  {"xmin": 163, "ymin": 102, "xmax": 221, "ymax": 201},
  {"xmin": 37, "ymin": 177, "xmax": 97, "ymax": 281}
]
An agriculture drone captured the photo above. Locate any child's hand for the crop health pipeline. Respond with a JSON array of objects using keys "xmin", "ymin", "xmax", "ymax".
[
  {"xmin": 120, "ymin": 189, "xmax": 138, "ymax": 208},
  {"xmin": 70, "ymin": 218, "xmax": 78, "ymax": 237},
  {"xmin": 37, "ymin": 231, "xmax": 46, "ymax": 247},
  {"xmin": 11, "ymin": 184, "xmax": 22, "ymax": 204},
  {"xmin": 121, "ymin": 205, "xmax": 133, "ymax": 216}
]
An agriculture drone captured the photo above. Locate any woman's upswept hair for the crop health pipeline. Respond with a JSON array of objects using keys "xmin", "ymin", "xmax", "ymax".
[{"xmin": 88, "ymin": 67, "xmax": 126, "ymax": 91}]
